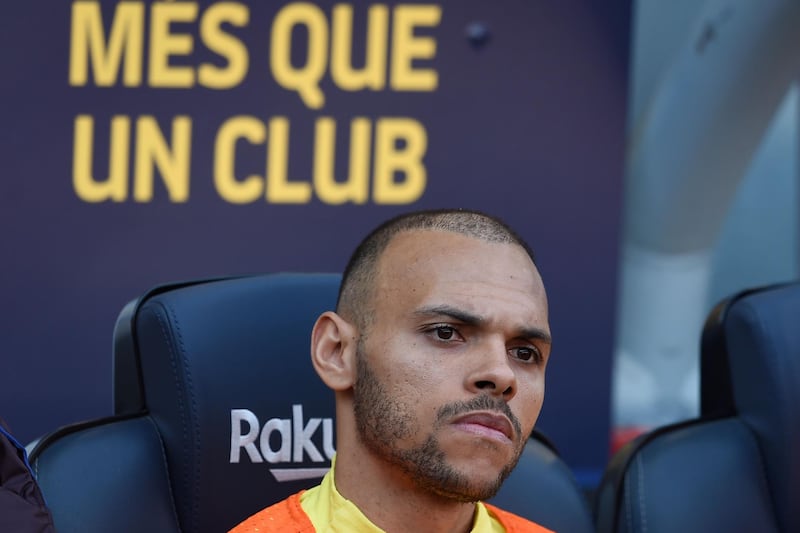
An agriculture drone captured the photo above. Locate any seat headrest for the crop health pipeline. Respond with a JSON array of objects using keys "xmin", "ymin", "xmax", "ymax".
[
  {"xmin": 113, "ymin": 273, "xmax": 341, "ymax": 533},
  {"xmin": 700, "ymin": 281, "xmax": 800, "ymax": 532}
]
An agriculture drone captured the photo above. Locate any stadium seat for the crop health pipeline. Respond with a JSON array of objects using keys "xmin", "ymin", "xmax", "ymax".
[
  {"xmin": 594, "ymin": 282, "xmax": 800, "ymax": 533},
  {"xmin": 29, "ymin": 273, "xmax": 591, "ymax": 533},
  {"xmin": 491, "ymin": 428, "xmax": 594, "ymax": 532}
]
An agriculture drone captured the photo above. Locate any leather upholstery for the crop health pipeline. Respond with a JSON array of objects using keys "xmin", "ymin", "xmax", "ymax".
[
  {"xmin": 492, "ymin": 429, "xmax": 594, "ymax": 533},
  {"xmin": 31, "ymin": 416, "xmax": 180, "ymax": 533},
  {"xmin": 594, "ymin": 282, "xmax": 800, "ymax": 533},
  {"xmin": 122, "ymin": 273, "xmax": 339, "ymax": 532}
]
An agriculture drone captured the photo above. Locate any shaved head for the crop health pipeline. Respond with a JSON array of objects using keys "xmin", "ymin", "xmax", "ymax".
[{"xmin": 336, "ymin": 209, "xmax": 537, "ymax": 331}]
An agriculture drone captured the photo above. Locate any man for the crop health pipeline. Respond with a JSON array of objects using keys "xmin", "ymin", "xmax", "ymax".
[{"xmin": 231, "ymin": 209, "xmax": 553, "ymax": 532}]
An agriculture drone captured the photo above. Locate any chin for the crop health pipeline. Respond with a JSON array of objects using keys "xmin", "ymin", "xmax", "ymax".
[
  {"xmin": 420, "ymin": 456, "xmax": 513, "ymax": 503},
  {"xmin": 426, "ymin": 472, "xmax": 506, "ymax": 503}
]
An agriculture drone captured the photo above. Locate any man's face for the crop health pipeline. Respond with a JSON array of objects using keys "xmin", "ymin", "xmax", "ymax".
[{"xmin": 351, "ymin": 229, "xmax": 550, "ymax": 502}]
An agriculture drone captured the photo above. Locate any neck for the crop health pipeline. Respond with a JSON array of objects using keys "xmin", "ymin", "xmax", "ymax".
[{"xmin": 334, "ymin": 446, "xmax": 478, "ymax": 533}]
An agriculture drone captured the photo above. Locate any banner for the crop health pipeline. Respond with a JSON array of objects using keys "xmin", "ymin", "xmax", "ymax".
[{"xmin": 0, "ymin": 0, "xmax": 628, "ymax": 483}]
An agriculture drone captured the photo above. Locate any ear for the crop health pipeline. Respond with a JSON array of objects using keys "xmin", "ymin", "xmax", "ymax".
[{"xmin": 310, "ymin": 311, "xmax": 358, "ymax": 391}]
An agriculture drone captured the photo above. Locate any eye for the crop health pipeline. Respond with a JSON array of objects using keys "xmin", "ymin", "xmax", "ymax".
[
  {"xmin": 424, "ymin": 324, "xmax": 463, "ymax": 343},
  {"xmin": 510, "ymin": 346, "xmax": 542, "ymax": 364},
  {"xmin": 435, "ymin": 326, "xmax": 456, "ymax": 340}
]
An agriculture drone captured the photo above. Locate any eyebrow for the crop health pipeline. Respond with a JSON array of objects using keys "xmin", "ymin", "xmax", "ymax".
[{"xmin": 413, "ymin": 304, "xmax": 552, "ymax": 344}]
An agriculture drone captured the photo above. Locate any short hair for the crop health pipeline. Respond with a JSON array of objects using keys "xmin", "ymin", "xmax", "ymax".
[{"xmin": 336, "ymin": 208, "xmax": 537, "ymax": 330}]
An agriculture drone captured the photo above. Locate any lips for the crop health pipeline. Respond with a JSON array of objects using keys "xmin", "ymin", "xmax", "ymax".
[{"xmin": 451, "ymin": 412, "xmax": 515, "ymax": 442}]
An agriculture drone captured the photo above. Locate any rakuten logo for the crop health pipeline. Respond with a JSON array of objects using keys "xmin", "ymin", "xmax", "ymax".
[{"xmin": 230, "ymin": 405, "xmax": 335, "ymax": 482}]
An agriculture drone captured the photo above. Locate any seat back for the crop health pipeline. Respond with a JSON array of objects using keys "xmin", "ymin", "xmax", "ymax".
[
  {"xmin": 120, "ymin": 273, "xmax": 341, "ymax": 532},
  {"xmin": 32, "ymin": 272, "xmax": 592, "ymax": 532},
  {"xmin": 594, "ymin": 282, "xmax": 800, "ymax": 532},
  {"xmin": 31, "ymin": 273, "xmax": 339, "ymax": 532}
]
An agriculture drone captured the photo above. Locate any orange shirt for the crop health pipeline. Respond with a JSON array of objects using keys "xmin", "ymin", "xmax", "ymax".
[{"xmin": 229, "ymin": 492, "xmax": 554, "ymax": 532}]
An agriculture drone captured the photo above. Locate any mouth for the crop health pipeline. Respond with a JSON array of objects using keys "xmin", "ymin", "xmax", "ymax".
[{"xmin": 451, "ymin": 411, "xmax": 515, "ymax": 443}]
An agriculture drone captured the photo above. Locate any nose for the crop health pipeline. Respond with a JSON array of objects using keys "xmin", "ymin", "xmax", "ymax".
[{"xmin": 466, "ymin": 338, "xmax": 517, "ymax": 400}]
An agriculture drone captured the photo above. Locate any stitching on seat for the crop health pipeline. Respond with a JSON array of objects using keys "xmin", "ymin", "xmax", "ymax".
[
  {"xmin": 154, "ymin": 306, "xmax": 193, "ymax": 531},
  {"xmin": 741, "ymin": 302, "xmax": 788, "ymax": 428},
  {"xmin": 144, "ymin": 416, "xmax": 183, "ymax": 529},
  {"xmin": 165, "ymin": 301, "xmax": 202, "ymax": 532},
  {"xmin": 752, "ymin": 437, "xmax": 780, "ymax": 529},
  {"xmin": 736, "ymin": 302, "xmax": 788, "ymax": 527},
  {"xmin": 637, "ymin": 453, "xmax": 647, "ymax": 532},
  {"xmin": 739, "ymin": 419, "xmax": 782, "ymax": 529}
]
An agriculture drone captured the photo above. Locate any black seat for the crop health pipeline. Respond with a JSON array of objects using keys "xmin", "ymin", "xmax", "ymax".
[
  {"xmin": 594, "ymin": 282, "xmax": 800, "ymax": 533},
  {"xmin": 492, "ymin": 429, "xmax": 594, "ymax": 532},
  {"xmin": 30, "ymin": 273, "xmax": 591, "ymax": 532}
]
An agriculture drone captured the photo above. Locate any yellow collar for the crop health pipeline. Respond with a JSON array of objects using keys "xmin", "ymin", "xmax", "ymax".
[{"xmin": 299, "ymin": 456, "xmax": 505, "ymax": 532}]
